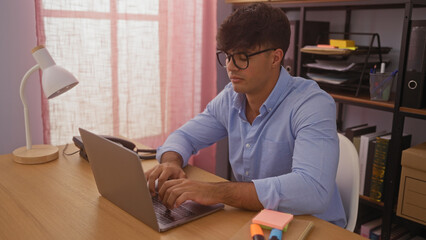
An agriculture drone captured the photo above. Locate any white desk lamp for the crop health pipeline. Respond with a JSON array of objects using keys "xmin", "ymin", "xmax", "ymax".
[{"xmin": 12, "ymin": 45, "xmax": 79, "ymax": 164}]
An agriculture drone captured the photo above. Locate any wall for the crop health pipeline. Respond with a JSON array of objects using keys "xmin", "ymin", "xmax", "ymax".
[{"xmin": 0, "ymin": 1, "xmax": 43, "ymax": 154}]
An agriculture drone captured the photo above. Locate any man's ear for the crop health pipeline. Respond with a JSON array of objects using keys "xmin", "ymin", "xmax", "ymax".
[{"xmin": 272, "ymin": 49, "xmax": 284, "ymax": 68}]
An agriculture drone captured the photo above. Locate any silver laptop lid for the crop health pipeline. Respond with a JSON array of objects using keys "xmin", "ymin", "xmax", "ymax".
[{"xmin": 79, "ymin": 128, "xmax": 160, "ymax": 231}]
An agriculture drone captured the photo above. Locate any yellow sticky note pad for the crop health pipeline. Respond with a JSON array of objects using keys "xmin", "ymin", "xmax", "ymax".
[
  {"xmin": 330, "ymin": 39, "xmax": 355, "ymax": 48},
  {"xmin": 252, "ymin": 209, "xmax": 294, "ymax": 230}
]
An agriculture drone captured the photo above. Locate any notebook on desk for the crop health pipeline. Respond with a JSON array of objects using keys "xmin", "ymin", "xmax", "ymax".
[{"xmin": 79, "ymin": 128, "xmax": 224, "ymax": 232}]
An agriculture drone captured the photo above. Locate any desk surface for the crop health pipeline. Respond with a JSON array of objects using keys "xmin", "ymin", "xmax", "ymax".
[{"xmin": 0, "ymin": 144, "xmax": 365, "ymax": 240}]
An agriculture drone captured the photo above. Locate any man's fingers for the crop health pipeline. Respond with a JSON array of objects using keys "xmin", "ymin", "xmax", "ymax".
[
  {"xmin": 158, "ymin": 178, "xmax": 175, "ymax": 200},
  {"xmin": 147, "ymin": 167, "xmax": 162, "ymax": 195},
  {"xmin": 159, "ymin": 179, "xmax": 185, "ymax": 207},
  {"xmin": 178, "ymin": 171, "xmax": 187, "ymax": 179},
  {"xmin": 157, "ymin": 171, "xmax": 171, "ymax": 194},
  {"xmin": 175, "ymin": 192, "xmax": 191, "ymax": 208},
  {"xmin": 144, "ymin": 167, "xmax": 154, "ymax": 180},
  {"xmin": 164, "ymin": 184, "xmax": 186, "ymax": 209}
]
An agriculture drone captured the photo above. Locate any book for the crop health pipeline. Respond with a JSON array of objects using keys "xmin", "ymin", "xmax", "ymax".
[
  {"xmin": 390, "ymin": 225, "xmax": 409, "ymax": 240},
  {"xmin": 353, "ymin": 136, "xmax": 361, "ymax": 154},
  {"xmin": 396, "ymin": 233, "xmax": 412, "ymax": 240},
  {"xmin": 410, "ymin": 236, "xmax": 426, "ymax": 240},
  {"xmin": 370, "ymin": 226, "xmax": 382, "ymax": 240},
  {"xmin": 360, "ymin": 218, "xmax": 382, "ymax": 238},
  {"xmin": 345, "ymin": 125, "xmax": 376, "ymax": 142},
  {"xmin": 364, "ymin": 139, "xmax": 377, "ymax": 196},
  {"xmin": 369, "ymin": 133, "xmax": 412, "ymax": 201},
  {"xmin": 369, "ymin": 134, "xmax": 390, "ymax": 201},
  {"xmin": 345, "ymin": 123, "xmax": 368, "ymax": 130},
  {"xmin": 342, "ymin": 123, "xmax": 367, "ymax": 137},
  {"xmin": 358, "ymin": 131, "xmax": 387, "ymax": 194},
  {"xmin": 355, "ymin": 207, "xmax": 381, "ymax": 234}
]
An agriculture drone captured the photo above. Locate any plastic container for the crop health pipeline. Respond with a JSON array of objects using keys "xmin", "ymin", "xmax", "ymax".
[{"xmin": 369, "ymin": 72, "xmax": 396, "ymax": 101}]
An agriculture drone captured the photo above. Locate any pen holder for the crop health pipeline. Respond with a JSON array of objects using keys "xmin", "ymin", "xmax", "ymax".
[{"xmin": 369, "ymin": 72, "xmax": 395, "ymax": 101}]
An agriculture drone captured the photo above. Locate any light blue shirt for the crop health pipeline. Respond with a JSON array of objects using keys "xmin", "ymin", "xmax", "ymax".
[{"xmin": 157, "ymin": 67, "xmax": 346, "ymax": 228}]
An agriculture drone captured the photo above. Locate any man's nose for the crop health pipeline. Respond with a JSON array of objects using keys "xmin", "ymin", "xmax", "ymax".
[{"xmin": 226, "ymin": 58, "xmax": 239, "ymax": 71}]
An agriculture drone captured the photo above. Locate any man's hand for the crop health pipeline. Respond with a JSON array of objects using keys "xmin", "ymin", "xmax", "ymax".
[
  {"xmin": 145, "ymin": 151, "xmax": 186, "ymax": 196},
  {"xmin": 158, "ymin": 179, "xmax": 264, "ymax": 211},
  {"xmin": 158, "ymin": 179, "xmax": 221, "ymax": 208}
]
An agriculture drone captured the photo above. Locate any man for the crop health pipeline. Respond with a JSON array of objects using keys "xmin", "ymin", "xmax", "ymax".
[{"xmin": 146, "ymin": 3, "xmax": 346, "ymax": 228}]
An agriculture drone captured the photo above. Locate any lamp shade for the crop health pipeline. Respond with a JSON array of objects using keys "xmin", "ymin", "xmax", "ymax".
[
  {"xmin": 32, "ymin": 45, "xmax": 78, "ymax": 99},
  {"xmin": 42, "ymin": 65, "xmax": 79, "ymax": 99}
]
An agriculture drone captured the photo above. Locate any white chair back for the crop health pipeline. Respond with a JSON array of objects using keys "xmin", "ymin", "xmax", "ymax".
[{"xmin": 336, "ymin": 133, "xmax": 360, "ymax": 232}]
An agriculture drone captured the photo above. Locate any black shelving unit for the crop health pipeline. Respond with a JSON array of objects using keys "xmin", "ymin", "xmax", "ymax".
[
  {"xmin": 385, "ymin": 2, "xmax": 426, "ymax": 240},
  {"xmin": 230, "ymin": 1, "xmax": 426, "ymax": 239}
]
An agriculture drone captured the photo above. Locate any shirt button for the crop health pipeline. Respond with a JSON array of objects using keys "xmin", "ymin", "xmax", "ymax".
[
  {"xmin": 246, "ymin": 143, "xmax": 251, "ymax": 148},
  {"xmin": 269, "ymin": 108, "xmax": 272, "ymax": 111}
]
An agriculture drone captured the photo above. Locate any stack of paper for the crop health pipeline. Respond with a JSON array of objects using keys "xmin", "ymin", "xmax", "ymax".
[
  {"xmin": 306, "ymin": 72, "xmax": 355, "ymax": 85},
  {"xmin": 305, "ymin": 60, "xmax": 357, "ymax": 72},
  {"xmin": 301, "ymin": 45, "xmax": 352, "ymax": 55}
]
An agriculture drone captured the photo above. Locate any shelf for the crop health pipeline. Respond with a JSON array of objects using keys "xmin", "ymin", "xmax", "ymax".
[
  {"xmin": 229, "ymin": 0, "xmax": 426, "ymax": 10},
  {"xmin": 400, "ymin": 107, "xmax": 426, "ymax": 119},
  {"xmin": 301, "ymin": 45, "xmax": 391, "ymax": 56},
  {"xmin": 328, "ymin": 90, "xmax": 395, "ymax": 112}
]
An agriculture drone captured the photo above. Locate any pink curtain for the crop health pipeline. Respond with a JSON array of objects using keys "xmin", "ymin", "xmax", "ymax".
[{"xmin": 34, "ymin": 0, "xmax": 218, "ymax": 173}]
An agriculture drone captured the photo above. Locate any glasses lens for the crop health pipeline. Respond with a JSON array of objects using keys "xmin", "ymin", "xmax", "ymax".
[
  {"xmin": 233, "ymin": 53, "xmax": 248, "ymax": 69},
  {"xmin": 217, "ymin": 52, "xmax": 227, "ymax": 68}
]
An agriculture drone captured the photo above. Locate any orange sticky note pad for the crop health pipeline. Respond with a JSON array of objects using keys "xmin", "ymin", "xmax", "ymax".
[
  {"xmin": 252, "ymin": 209, "xmax": 294, "ymax": 230},
  {"xmin": 317, "ymin": 44, "xmax": 337, "ymax": 48}
]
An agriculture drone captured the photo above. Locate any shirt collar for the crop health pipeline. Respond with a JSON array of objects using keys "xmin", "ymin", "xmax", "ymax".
[
  {"xmin": 233, "ymin": 91, "xmax": 246, "ymax": 119},
  {"xmin": 260, "ymin": 66, "xmax": 291, "ymax": 114},
  {"xmin": 232, "ymin": 66, "xmax": 291, "ymax": 115}
]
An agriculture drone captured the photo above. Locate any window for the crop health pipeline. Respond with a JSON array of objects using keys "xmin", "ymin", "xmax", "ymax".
[{"xmin": 35, "ymin": 0, "xmax": 218, "ymax": 169}]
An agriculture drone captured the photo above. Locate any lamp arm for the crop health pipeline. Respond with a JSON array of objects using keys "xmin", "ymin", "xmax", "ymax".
[{"xmin": 20, "ymin": 64, "xmax": 41, "ymax": 150}]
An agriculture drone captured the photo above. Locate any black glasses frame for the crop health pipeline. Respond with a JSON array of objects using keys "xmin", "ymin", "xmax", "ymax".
[{"xmin": 216, "ymin": 48, "xmax": 276, "ymax": 70}]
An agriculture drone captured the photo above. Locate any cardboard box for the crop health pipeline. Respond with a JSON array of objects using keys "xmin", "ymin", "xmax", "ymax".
[{"xmin": 397, "ymin": 142, "xmax": 426, "ymax": 226}]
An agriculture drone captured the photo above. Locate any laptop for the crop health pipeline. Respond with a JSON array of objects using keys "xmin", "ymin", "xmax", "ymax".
[{"xmin": 79, "ymin": 128, "xmax": 224, "ymax": 232}]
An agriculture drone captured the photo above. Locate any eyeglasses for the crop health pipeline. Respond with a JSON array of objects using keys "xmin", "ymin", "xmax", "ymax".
[{"xmin": 216, "ymin": 48, "xmax": 276, "ymax": 70}]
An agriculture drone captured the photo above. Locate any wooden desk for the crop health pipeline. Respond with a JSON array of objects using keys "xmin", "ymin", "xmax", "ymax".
[{"xmin": 0, "ymin": 144, "xmax": 365, "ymax": 240}]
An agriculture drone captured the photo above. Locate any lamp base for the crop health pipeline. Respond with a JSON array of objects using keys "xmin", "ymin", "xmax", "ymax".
[{"xmin": 12, "ymin": 145, "xmax": 59, "ymax": 164}]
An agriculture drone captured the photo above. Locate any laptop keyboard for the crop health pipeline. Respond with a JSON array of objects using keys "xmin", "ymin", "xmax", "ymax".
[{"xmin": 152, "ymin": 196, "xmax": 195, "ymax": 225}]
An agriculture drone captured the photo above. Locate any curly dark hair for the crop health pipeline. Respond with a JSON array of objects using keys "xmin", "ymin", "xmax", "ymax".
[{"xmin": 217, "ymin": 3, "xmax": 291, "ymax": 58}]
